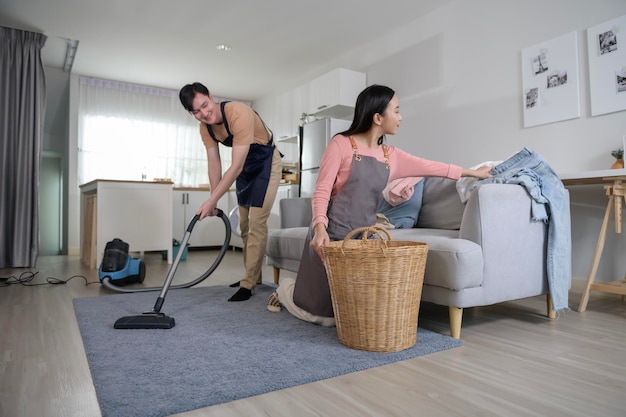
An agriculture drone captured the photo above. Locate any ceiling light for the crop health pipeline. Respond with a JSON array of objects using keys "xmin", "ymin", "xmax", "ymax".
[{"xmin": 216, "ymin": 44, "xmax": 231, "ymax": 52}]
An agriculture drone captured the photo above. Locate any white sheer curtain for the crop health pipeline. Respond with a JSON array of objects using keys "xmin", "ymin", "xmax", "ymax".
[{"xmin": 78, "ymin": 77, "xmax": 233, "ymax": 187}]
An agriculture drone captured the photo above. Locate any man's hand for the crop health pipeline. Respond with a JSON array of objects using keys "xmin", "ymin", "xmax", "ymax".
[{"xmin": 197, "ymin": 199, "xmax": 218, "ymax": 219}]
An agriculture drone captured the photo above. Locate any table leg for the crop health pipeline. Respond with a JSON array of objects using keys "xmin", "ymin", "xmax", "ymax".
[
  {"xmin": 578, "ymin": 195, "xmax": 614, "ymax": 312},
  {"xmin": 614, "ymin": 180, "xmax": 623, "ymax": 234}
]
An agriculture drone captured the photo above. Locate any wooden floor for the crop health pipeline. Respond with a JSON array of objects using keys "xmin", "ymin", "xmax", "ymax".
[{"xmin": 1, "ymin": 250, "xmax": 625, "ymax": 417}]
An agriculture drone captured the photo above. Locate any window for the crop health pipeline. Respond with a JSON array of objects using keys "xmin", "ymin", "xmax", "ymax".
[{"xmin": 77, "ymin": 77, "xmax": 235, "ymax": 187}]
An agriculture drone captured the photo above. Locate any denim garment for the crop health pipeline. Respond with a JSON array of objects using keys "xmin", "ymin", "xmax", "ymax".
[
  {"xmin": 377, "ymin": 180, "xmax": 424, "ymax": 228},
  {"xmin": 473, "ymin": 147, "xmax": 571, "ymax": 311}
]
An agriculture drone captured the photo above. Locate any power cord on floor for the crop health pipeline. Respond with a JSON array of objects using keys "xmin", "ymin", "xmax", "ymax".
[{"xmin": 0, "ymin": 271, "xmax": 100, "ymax": 287}]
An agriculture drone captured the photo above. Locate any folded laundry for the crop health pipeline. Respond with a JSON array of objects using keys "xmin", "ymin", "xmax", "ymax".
[{"xmin": 382, "ymin": 177, "xmax": 423, "ymax": 206}]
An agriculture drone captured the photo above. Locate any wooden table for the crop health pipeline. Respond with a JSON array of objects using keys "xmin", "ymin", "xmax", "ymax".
[{"xmin": 561, "ymin": 169, "xmax": 626, "ymax": 312}]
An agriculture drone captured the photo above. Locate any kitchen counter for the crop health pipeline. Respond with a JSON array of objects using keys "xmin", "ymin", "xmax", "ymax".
[
  {"xmin": 80, "ymin": 180, "xmax": 173, "ymax": 268},
  {"xmin": 174, "ymin": 186, "xmax": 211, "ymax": 191}
]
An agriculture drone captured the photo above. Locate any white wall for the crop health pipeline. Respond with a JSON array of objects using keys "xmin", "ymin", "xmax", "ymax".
[
  {"xmin": 68, "ymin": 74, "xmax": 80, "ymax": 255},
  {"xmin": 357, "ymin": 1, "xmax": 626, "ymax": 284},
  {"xmin": 255, "ymin": 0, "xmax": 626, "ymax": 284},
  {"xmin": 343, "ymin": 0, "xmax": 626, "ymax": 171}
]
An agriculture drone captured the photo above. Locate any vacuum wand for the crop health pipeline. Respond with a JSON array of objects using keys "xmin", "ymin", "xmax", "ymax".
[
  {"xmin": 101, "ymin": 209, "xmax": 231, "ymax": 293},
  {"xmin": 113, "ymin": 209, "xmax": 230, "ymax": 329},
  {"xmin": 151, "ymin": 214, "xmax": 199, "ymax": 314}
]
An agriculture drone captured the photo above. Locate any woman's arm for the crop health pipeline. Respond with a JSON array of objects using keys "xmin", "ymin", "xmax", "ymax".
[
  {"xmin": 311, "ymin": 137, "xmax": 348, "ymax": 228},
  {"xmin": 461, "ymin": 165, "xmax": 492, "ymax": 178},
  {"xmin": 389, "ymin": 147, "xmax": 491, "ymax": 181}
]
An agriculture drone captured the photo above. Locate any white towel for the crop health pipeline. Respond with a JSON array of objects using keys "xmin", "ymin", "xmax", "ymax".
[{"xmin": 456, "ymin": 161, "xmax": 502, "ymax": 203}]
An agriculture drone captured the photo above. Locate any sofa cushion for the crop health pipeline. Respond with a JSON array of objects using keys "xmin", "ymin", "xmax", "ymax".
[
  {"xmin": 388, "ymin": 228, "xmax": 483, "ymax": 291},
  {"xmin": 266, "ymin": 226, "xmax": 309, "ymax": 263},
  {"xmin": 416, "ymin": 177, "xmax": 465, "ymax": 230}
]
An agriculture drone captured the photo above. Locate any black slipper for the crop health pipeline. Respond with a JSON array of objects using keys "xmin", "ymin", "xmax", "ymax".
[{"xmin": 229, "ymin": 281, "xmax": 240, "ymax": 287}]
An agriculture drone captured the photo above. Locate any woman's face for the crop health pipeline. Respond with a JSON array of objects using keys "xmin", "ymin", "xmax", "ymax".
[
  {"xmin": 190, "ymin": 92, "xmax": 222, "ymax": 125},
  {"xmin": 380, "ymin": 94, "xmax": 402, "ymax": 135}
]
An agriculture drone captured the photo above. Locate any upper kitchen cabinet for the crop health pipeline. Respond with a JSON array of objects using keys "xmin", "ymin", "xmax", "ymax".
[
  {"xmin": 273, "ymin": 84, "xmax": 308, "ymax": 141},
  {"xmin": 274, "ymin": 90, "xmax": 294, "ymax": 142},
  {"xmin": 307, "ymin": 68, "xmax": 366, "ymax": 120}
]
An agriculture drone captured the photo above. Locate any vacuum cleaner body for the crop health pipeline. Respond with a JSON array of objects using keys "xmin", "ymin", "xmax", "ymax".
[{"xmin": 98, "ymin": 238, "xmax": 145, "ymax": 285}]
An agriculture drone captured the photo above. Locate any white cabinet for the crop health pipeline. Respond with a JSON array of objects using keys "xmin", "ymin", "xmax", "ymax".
[
  {"xmin": 260, "ymin": 68, "xmax": 364, "ymax": 147},
  {"xmin": 274, "ymin": 90, "xmax": 293, "ymax": 141},
  {"xmin": 274, "ymin": 84, "xmax": 308, "ymax": 141},
  {"xmin": 80, "ymin": 180, "xmax": 173, "ymax": 267},
  {"xmin": 173, "ymin": 189, "xmax": 230, "ymax": 248},
  {"xmin": 308, "ymin": 68, "xmax": 366, "ymax": 119}
]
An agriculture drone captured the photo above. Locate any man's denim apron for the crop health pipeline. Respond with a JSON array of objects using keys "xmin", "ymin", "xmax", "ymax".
[{"xmin": 206, "ymin": 101, "xmax": 276, "ymax": 207}]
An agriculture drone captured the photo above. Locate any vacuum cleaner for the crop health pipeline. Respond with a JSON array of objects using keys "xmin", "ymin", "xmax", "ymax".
[
  {"xmin": 98, "ymin": 238, "xmax": 146, "ymax": 285},
  {"xmin": 108, "ymin": 209, "xmax": 231, "ymax": 330}
]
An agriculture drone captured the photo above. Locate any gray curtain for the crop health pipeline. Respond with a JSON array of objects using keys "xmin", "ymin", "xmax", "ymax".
[{"xmin": 0, "ymin": 27, "xmax": 47, "ymax": 268}]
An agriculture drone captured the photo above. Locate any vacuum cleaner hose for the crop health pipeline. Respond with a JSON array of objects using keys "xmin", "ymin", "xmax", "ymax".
[{"xmin": 101, "ymin": 209, "xmax": 232, "ymax": 293}]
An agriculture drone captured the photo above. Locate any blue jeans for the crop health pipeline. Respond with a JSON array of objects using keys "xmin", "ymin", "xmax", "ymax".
[{"xmin": 475, "ymin": 147, "xmax": 571, "ymax": 311}]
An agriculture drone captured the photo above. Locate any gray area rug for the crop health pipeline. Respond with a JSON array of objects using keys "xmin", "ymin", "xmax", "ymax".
[{"xmin": 73, "ymin": 285, "xmax": 463, "ymax": 417}]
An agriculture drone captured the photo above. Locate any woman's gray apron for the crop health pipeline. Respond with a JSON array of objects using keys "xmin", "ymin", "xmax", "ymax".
[
  {"xmin": 206, "ymin": 101, "xmax": 276, "ymax": 207},
  {"xmin": 293, "ymin": 138, "xmax": 390, "ymax": 317}
]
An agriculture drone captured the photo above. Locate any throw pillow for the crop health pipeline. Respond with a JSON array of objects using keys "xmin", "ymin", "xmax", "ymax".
[
  {"xmin": 416, "ymin": 177, "xmax": 465, "ymax": 230},
  {"xmin": 377, "ymin": 180, "xmax": 424, "ymax": 228}
]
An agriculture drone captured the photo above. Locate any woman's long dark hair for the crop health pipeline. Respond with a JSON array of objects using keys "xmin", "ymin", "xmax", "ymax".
[
  {"xmin": 179, "ymin": 82, "xmax": 210, "ymax": 112},
  {"xmin": 338, "ymin": 84, "xmax": 395, "ymax": 145}
]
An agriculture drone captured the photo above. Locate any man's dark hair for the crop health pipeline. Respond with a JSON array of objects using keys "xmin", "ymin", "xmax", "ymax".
[{"xmin": 179, "ymin": 82, "xmax": 210, "ymax": 112}]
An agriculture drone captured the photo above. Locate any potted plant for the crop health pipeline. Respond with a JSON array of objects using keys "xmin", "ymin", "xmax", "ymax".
[
  {"xmin": 300, "ymin": 112, "xmax": 313, "ymax": 126},
  {"xmin": 611, "ymin": 148, "xmax": 624, "ymax": 169}
]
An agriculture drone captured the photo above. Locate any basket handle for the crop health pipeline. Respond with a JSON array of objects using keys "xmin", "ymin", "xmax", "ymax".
[
  {"xmin": 343, "ymin": 225, "xmax": 392, "ymax": 242},
  {"xmin": 341, "ymin": 225, "xmax": 392, "ymax": 256}
]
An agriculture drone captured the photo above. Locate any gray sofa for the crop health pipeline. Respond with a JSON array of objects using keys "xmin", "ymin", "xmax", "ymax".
[{"xmin": 265, "ymin": 177, "xmax": 569, "ymax": 339}]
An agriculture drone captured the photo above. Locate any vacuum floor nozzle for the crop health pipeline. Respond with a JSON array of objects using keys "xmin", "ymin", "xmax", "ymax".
[{"xmin": 114, "ymin": 313, "xmax": 175, "ymax": 329}]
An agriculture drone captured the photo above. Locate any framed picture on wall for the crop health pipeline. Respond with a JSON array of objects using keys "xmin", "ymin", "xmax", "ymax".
[
  {"xmin": 521, "ymin": 31, "xmax": 581, "ymax": 128},
  {"xmin": 587, "ymin": 14, "xmax": 626, "ymax": 116}
]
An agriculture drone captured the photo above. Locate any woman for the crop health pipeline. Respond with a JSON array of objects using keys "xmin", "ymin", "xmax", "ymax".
[
  {"xmin": 179, "ymin": 82, "xmax": 282, "ymax": 302},
  {"xmin": 267, "ymin": 84, "xmax": 492, "ymax": 324}
]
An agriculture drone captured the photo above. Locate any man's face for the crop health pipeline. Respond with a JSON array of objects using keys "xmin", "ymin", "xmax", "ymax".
[{"xmin": 190, "ymin": 92, "xmax": 221, "ymax": 125}]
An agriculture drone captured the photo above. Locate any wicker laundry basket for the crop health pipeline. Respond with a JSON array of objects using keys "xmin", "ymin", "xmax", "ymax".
[{"xmin": 321, "ymin": 226, "xmax": 428, "ymax": 352}]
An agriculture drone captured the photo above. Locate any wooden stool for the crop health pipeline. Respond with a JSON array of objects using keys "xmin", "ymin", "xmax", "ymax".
[{"xmin": 578, "ymin": 176, "xmax": 626, "ymax": 312}]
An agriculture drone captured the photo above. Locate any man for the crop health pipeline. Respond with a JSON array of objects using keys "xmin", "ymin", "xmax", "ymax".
[{"xmin": 179, "ymin": 82, "xmax": 282, "ymax": 301}]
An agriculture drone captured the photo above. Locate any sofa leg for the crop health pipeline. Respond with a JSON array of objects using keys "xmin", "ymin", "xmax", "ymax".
[
  {"xmin": 449, "ymin": 307, "xmax": 463, "ymax": 339},
  {"xmin": 547, "ymin": 293, "xmax": 556, "ymax": 319},
  {"xmin": 273, "ymin": 267, "xmax": 280, "ymax": 285}
]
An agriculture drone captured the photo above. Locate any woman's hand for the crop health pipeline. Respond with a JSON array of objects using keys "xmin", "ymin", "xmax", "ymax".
[
  {"xmin": 462, "ymin": 165, "xmax": 493, "ymax": 179},
  {"xmin": 310, "ymin": 223, "xmax": 330, "ymax": 261},
  {"xmin": 196, "ymin": 198, "xmax": 218, "ymax": 219}
]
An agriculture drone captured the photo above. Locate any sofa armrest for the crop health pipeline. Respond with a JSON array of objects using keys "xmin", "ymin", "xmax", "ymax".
[
  {"xmin": 279, "ymin": 197, "xmax": 312, "ymax": 229},
  {"xmin": 459, "ymin": 184, "xmax": 550, "ymax": 302}
]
